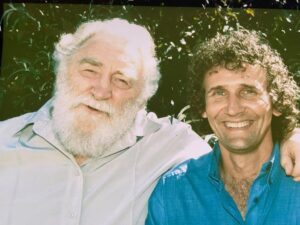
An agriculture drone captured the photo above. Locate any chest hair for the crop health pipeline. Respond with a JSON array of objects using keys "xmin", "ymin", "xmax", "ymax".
[{"xmin": 223, "ymin": 176, "xmax": 254, "ymax": 219}]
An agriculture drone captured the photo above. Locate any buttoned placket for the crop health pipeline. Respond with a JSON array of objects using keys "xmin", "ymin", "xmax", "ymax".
[
  {"xmin": 208, "ymin": 148, "xmax": 245, "ymax": 225},
  {"xmin": 65, "ymin": 163, "xmax": 84, "ymax": 225},
  {"xmin": 208, "ymin": 145, "xmax": 270, "ymax": 225},
  {"xmin": 245, "ymin": 163, "xmax": 271, "ymax": 225},
  {"xmin": 214, "ymin": 149, "xmax": 280, "ymax": 225},
  {"xmin": 245, "ymin": 149, "xmax": 282, "ymax": 225},
  {"xmin": 31, "ymin": 112, "xmax": 85, "ymax": 225}
]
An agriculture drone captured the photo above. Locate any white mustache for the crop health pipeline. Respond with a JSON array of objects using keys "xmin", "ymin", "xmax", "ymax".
[{"xmin": 70, "ymin": 95, "xmax": 116, "ymax": 115}]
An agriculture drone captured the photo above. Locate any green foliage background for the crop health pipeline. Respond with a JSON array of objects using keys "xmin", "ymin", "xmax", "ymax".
[{"xmin": 1, "ymin": 3, "xmax": 300, "ymax": 124}]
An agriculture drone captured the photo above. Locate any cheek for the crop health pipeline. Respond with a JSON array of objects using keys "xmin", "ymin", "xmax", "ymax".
[
  {"xmin": 115, "ymin": 79, "xmax": 145, "ymax": 102},
  {"xmin": 256, "ymin": 94, "xmax": 273, "ymax": 109},
  {"xmin": 69, "ymin": 75, "xmax": 94, "ymax": 94},
  {"xmin": 257, "ymin": 99, "xmax": 272, "ymax": 111},
  {"xmin": 113, "ymin": 89, "xmax": 140, "ymax": 105},
  {"xmin": 205, "ymin": 101, "xmax": 224, "ymax": 118},
  {"xmin": 247, "ymin": 99, "xmax": 272, "ymax": 117}
]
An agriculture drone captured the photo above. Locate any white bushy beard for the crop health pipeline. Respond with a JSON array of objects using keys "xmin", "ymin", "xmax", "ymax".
[{"xmin": 51, "ymin": 73, "xmax": 143, "ymax": 158}]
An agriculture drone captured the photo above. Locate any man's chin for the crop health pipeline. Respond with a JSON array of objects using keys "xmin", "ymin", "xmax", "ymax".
[
  {"xmin": 73, "ymin": 117, "xmax": 110, "ymax": 135},
  {"xmin": 221, "ymin": 140, "xmax": 259, "ymax": 155}
]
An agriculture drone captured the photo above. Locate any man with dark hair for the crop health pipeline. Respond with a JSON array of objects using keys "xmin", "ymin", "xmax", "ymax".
[{"xmin": 146, "ymin": 29, "xmax": 300, "ymax": 224}]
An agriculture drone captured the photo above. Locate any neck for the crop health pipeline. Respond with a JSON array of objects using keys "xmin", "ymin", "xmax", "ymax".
[
  {"xmin": 219, "ymin": 138, "xmax": 274, "ymax": 219},
  {"xmin": 220, "ymin": 140, "xmax": 274, "ymax": 179},
  {"xmin": 74, "ymin": 155, "xmax": 89, "ymax": 166}
]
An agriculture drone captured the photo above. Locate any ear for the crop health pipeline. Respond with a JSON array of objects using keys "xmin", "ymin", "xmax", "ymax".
[
  {"xmin": 202, "ymin": 111, "xmax": 207, "ymax": 118},
  {"xmin": 272, "ymin": 109, "xmax": 282, "ymax": 117}
]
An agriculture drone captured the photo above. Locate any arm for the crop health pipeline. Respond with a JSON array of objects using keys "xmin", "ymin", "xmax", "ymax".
[{"xmin": 280, "ymin": 128, "xmax": 300, "ymax": 181}]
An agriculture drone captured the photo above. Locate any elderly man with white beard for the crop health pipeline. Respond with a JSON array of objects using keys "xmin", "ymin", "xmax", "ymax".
[{"xmin": 0, "ymin": 18, "xmax": 300, "ymax": 225}]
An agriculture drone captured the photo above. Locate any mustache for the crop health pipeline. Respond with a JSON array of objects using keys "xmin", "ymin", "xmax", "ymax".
[{"xmin": 70, "ymin": 95, "xmax": 116, "ymax": 115}]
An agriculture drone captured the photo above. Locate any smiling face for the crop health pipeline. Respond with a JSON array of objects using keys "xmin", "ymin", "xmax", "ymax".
[
  {"xmin": 51, "ymin": 34, "xmax": 145, "ymax": 157},
  {"xmin": 60, "ymin": 34, "xmax": 145, "ymax": 131},
  {"xmin": 68, "ymin": 34, "xmax": 144, "ymax": 120},
  {"xmin": 202, "ymin": 64, "xmax": 281, "ymax": 154}
]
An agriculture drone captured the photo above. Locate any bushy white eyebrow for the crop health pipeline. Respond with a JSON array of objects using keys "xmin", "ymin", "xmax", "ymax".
[{"xmin": 79, "ymin": 57, "xmax": 103, "ymax": 67}]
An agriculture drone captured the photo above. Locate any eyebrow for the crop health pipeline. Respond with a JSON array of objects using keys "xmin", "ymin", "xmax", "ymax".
[
  {"xmin": 206, "ymin": 84, "xmax": 259, "ymax": 94},
  {"xmin": 79, "ymin": 58, "xmax": 103, "ymax": 67},
  {"xmin": 239, "ymin": 84, "xmax": 259, "ymax": 90},
  {"xmin": 206, "ymin": 85, "xmax": 224, "ymax": 94}
]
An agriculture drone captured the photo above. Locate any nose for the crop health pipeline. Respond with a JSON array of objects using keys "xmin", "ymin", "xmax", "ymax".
[
  {"xmin": 91, "ymin": 77, "xmax": 112, "ymax": 100},
  {"xmin": 225, "ymin": 94, "xmax": 245, "ymax": 116}
]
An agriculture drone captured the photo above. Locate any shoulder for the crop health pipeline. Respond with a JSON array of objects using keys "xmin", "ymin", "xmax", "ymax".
[
  {"xmin": 0, "ymin": 112, "xmax": 36, "ymax": 141},
  {"xmin": 155, "ymin": 114, "xmax": 192, "ymax": 131},
  {"xmin": 0, "ymin": 100, "xmax": 52, "ymax": 138},
  {"xmin": 160, "ymin": 151, "xmax": 213, "ymax": 185},
  {"xmin": 149, "ymin": 113, "xmax": 211, "ymax": 150},
  {"xmin": 137, "ymin": 112, "xmax": 211, "ymax": 165}
]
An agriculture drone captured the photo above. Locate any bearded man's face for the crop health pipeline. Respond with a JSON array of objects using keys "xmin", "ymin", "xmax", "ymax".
[{"xmin": 51, "ymin": 34, "xmax": 145, "ymax": 158}]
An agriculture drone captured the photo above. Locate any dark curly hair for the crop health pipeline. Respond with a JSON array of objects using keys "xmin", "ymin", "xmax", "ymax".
[{"xmin": 188, "ymin": 28, "xmax": 299, "ymax": 141}]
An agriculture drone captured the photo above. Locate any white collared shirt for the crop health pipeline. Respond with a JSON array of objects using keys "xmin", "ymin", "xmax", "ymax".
[{"xmin": 0, "ymin": 100, "xmax": 211, "ymax": 225}]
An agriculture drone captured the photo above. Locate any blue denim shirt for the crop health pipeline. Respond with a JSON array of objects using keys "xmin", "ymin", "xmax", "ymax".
[{"xmin": 146, "ymin": 143, "xmax": 300, "ymax": 225}]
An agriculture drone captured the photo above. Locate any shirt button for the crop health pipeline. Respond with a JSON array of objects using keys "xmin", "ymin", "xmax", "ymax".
[
  {"xmin": 253, "ymin": 197, "xmax": 259, "ymax": 204},
  {"xmin": 69, "ymin": 211, "xmax": 76, "ymax": 218}
]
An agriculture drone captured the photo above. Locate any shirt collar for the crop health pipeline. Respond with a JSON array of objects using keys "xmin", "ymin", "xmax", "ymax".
[
  {"xmin": 129, "ymin": 109, "xmax": 162, "ymax": 138},
  {"xmin": 102, "ymin": 108, "xmax": 162, "ymax": 157},
  {"xmin": 208, "ymin": 142, "xmax": 282, "ymax": 186},
  {"xmin": 208, "ymin": 142, "xmax": 222, "ymax": 182},
  {"xmin": 14, "ymin": 99, "xmax": 54, "ymax": 134},
  {"xmin": 261, "ymin": 142, "xmax": 282, "ymax": 186}
]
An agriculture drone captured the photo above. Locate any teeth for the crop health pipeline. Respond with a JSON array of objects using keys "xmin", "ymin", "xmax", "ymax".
[{"xmin": 225, "ymin": 121, "xmax": 250, "ymax": 128}]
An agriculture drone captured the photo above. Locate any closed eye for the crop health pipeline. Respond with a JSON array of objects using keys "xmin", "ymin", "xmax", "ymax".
[
  {"xmin": 112, "ymin": 76, "xmax": 131, "ymax": 89},
  {"xmin": 81, "ymin": 69, "xmax": 98, "ymax": 78}
]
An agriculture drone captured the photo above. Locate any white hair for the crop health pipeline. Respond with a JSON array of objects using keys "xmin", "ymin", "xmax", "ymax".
[
  {"xmin": 51, "ymin": 72, "xmax": 142, "ymax": 158},
  {"xmin": 53, "ymin": 18, "xmax": 161, "ymax": 102}
]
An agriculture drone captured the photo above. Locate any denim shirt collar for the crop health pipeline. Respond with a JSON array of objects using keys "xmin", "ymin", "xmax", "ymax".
[{"xmin": 208, "ymin": 142, "xmax": 282, "ymax": 187}]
